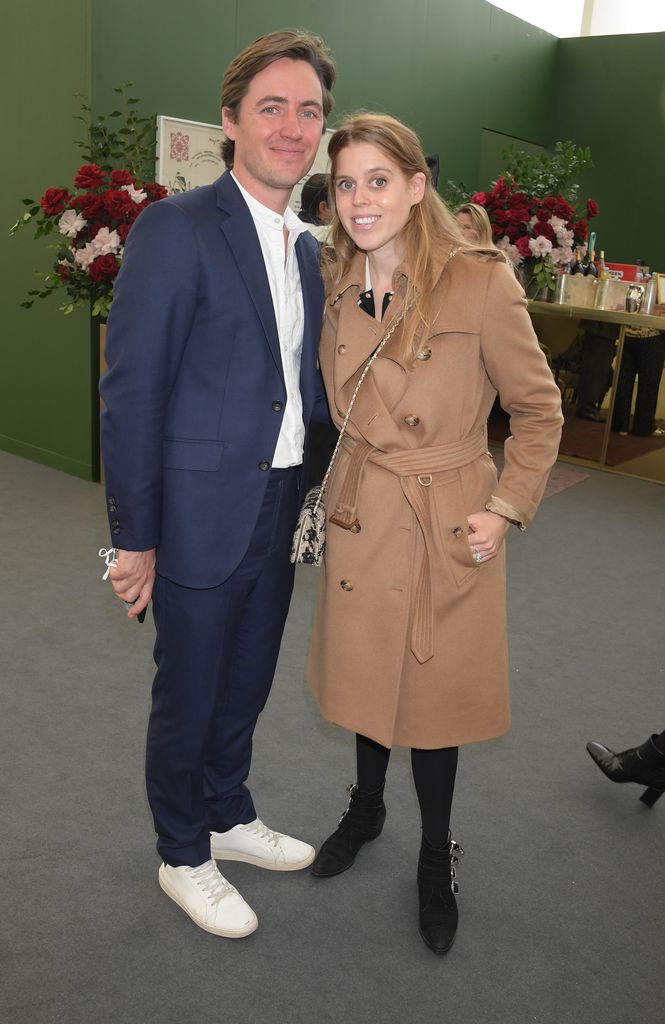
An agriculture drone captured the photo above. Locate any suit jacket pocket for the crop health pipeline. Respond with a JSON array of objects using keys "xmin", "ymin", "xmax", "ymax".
[
  {"xmin": 162, "ymin": 438, "xmax": 226, "ymax": 471},
  {"xmin": 432, "ymin": 475, "xmax": 478, "ymax": 587}
]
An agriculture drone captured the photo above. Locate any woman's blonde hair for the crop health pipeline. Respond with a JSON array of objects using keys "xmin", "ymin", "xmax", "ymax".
[
  {"xmin": 326, "ymin": 113, "xmax": 469, "ymax": 361},
  {"xmin": 455, "ymin": 202, "xmax": 494, "ymax": 247}
]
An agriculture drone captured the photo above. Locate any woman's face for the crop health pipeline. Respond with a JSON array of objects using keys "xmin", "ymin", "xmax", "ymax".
[
  {"xmin": 333, "ymin": 141, "xmax": 425, "ymax": 261},
  {"xmin": 456, "ymin": 211, "xmax": 479, "ymax": 243}
]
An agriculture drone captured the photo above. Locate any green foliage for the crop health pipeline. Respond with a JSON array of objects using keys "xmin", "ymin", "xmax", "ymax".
[
  {"xmin": 500, "ymin": 140, "xmax": 593, "ymax": 205},
  {"xmin": 440, "ymin": 179, "xmax": 472, "ymax": 210},
  {"xmin": 76, "ymin": 82, "xmax": 156, "ymax": 182}
]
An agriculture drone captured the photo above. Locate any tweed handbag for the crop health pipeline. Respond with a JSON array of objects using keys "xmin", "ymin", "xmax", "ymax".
[{"xmin": 290, "ymin": 306, "xmax": 411, "ymax": 566}]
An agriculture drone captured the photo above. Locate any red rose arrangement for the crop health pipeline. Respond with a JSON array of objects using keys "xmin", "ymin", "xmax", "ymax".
[
  {"xmin": 12, "ymin": 162, "xmax": 168, "ymax": 317},
  {"xmin": 470, "ymin": 175, "xmax": 599, "ymax": 295}
]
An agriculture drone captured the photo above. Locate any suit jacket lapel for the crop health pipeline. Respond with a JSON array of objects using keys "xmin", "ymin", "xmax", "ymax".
[
  {"xmin": 215, "ymin": 173, "xmax": 283, "ymax": 378},
  {"xmin": 295, "ymin": 234, "xmax": 324, "ymax": 410}
]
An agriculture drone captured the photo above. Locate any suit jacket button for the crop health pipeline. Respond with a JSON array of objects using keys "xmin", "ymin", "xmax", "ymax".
[
  {"xmin": 272, "ymin": 400, "xmax": 283, "ymax": 411},
  {"xmin": 337, "ymin": 344, "xmax": 346, "ymax": 354},
  {"xmin": 404, "ymin": 414, "xmax": 420, "ymax": 427},
  {"xmin": 340, "ymin": 579, "xmax": 354, "ymax": 592},
  {"xmin": 112, "ymin": 525, "xmax": 121, "ymax": 535},
  {"xmin": 258, "ymin": 460, "xmax": 270, "ymax": 471},
  {"xmin": 452, "ymin": 526, "xmax": 464, "ymax": 538},
  {"xmin": 111, "ymin": 519, "xmax": 120, "ymax": 529}
]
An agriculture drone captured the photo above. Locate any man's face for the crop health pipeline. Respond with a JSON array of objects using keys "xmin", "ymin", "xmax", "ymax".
[{"xmin": 222, "ymin": 58, "xmax": 324, "ymax": 210}]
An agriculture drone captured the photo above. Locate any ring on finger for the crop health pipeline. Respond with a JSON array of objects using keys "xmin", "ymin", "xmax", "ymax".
[{"xmin": 473, "ymin": 550, "xmax": 483, "ymax": 564}]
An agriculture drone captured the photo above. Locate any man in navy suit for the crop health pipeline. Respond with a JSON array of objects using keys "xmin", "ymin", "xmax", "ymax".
[{"xmin": 100, "ymin": 30, "xmax": 336, "ymax": 938}]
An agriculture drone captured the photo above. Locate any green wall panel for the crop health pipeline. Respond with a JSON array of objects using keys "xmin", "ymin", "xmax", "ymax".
[
  {"xmin": 552, "ymin": 33, "xmax": 665, "ymax": 271},
  {"xmin": 0, "ymin": 0, "xmax": 94, "ymax": 480}
]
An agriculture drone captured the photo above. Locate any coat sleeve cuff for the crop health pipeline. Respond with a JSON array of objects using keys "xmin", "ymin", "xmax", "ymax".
[{"xmin": 485, "ymin": 495, "xmax": 529, "ymax": 532}]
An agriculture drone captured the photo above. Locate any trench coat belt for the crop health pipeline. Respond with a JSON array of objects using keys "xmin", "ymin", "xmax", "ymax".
[{"xmin": 330, "ymin": 428, "xmax": 489, "ymax": 665}]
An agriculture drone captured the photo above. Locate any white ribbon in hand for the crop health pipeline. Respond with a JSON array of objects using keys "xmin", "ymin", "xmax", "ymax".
[{"xmin": 98, "ymin": 547, "xmax": 118, "ymax": 581}]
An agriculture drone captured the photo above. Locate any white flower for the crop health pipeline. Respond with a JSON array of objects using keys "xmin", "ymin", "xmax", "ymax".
[
  {"xmin": 58, "ymin": 209, "xmax": 87, "ymax": 237},
  {"xmin": 496, "ymin": 235, "xmax": 523, "ymax": 267},
  {"xmin": 529, "ymin": 215, "xmax": 538, "ymax": 228},
  {"xmin": 548, "ymin": 215, "xmax": 567, "ymax": 235},
  {"xmin": 122, "ymin": 183, "xmax": 148, "ymax": 204},
  {"xmin": 550, "ymin": 245, "xmax": 574, "ymax": 267},
  {"xmin": 529, "ymin": 235, "xmax": 553, "ymax": 257},
  {"xmin": 91, "ymin": 226, "xmax": 121, "ymax": 255},
  {"xmin": 504, "ymin": 244, "xmax": 523, "ymax": 267},
  {"xmin": 73, "ymin": 242, "xmax": 96, "ymax": 269}
]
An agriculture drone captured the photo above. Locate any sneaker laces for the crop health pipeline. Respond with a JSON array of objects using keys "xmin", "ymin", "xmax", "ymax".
[
  {"xmin": 245, "ymin": 818, "xmax": 282, "ymax": 848},
  {"xmin": 187, "ymin": 861, "xmax": 238, "ymax": 906}
]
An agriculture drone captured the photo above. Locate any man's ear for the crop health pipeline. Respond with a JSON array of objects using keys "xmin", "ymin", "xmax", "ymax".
[{"xmin": 221, "ymin": 107, "xmax": 237, "ymax": 139}]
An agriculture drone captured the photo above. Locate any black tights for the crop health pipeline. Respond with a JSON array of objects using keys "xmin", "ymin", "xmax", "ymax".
[{"xmin": 356, "ymin": 733, "xmax": 458, "ymax": 847}]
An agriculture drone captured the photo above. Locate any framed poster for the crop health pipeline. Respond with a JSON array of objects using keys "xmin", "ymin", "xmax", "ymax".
[
  {"xmin": 156, "ymin": 116, "xmax": 225, "ymax": 192},
  {"xmin": 156, "ymin": 115, "xmax": 332, "ymax": 209}
]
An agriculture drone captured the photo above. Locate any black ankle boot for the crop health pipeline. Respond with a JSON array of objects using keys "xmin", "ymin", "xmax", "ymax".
[
  {"xmin": 417, "ymin": 833, "xmax": 464, "ymax": 954},
  {"xmin": 310, "ymin": 783, "xmax": 386, "ymax": 878},
  {"xmin": 586, "ymin": 736, "xmax": 665, "ymax": 807}
]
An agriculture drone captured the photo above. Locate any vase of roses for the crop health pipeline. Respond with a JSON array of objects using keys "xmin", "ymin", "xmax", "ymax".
[
  {"xmin": 470, "ymin": 175, "xmax": 599, "ymax": 299},
  {"xmin": 10, "ymin": 83, "xmax": 169, "ymax": 318},
  {"xmin": 444, "ymin": 141, "xmax": 599, "ymax": 299}
]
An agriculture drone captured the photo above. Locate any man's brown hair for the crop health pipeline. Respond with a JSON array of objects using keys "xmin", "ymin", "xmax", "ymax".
[{"xmin": 220, "ymin": 29, "xmax": 336, "ymax": 168}]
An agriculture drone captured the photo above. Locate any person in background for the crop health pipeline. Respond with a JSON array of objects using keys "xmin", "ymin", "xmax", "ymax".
[
  {"xmin": 576, "ymin": 321, "xmax": 616, "ymax": 423},
  {"xmin": 298, "ymin": 172, "xmax": 332, "ymax": 244},
  {"xmin": 587, "ymin": 731, "xmax": 665, "ymax": 807},
  {"xmin": 100, "ymin": 29, "xmax": 336, "ymax": 939},
  {"xmin": 306, "ymin": 113, "xmax": 563, "ymax": 954},
  {"xmin": 611, "ymin": 322, "xmax": 665, "ymax": 437},
  {"xmin": 455, "ymin": 202, "xmax": 494, "ymax": 247}
]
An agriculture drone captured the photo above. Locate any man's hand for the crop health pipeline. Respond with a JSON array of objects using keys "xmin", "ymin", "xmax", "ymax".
[
  {"xmin": 109, "ymin": 548, "xmax": 156, "ymax": 618},
  {"xmin": 466, "ymin": 510, "xmax": 510, "ymax": 564}
]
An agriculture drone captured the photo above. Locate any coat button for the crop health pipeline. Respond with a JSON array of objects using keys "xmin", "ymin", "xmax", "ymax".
[
  {"xmin": 258, "ymin": 460, "xmax": 270, "ymax": 471},
  {"xmin": 404, "ymin": 414, "xmax": 420, "ymax": 427},
  {"xmin": 417, "ymin": 347, "xmax": 432, "ymax": 361},
  {"xmin": 452, "ymin": 526, "xmax": 464, "ymax": 538},
  {"xmin": 272, "ymin": 400, "xmax": 283, "ymax": 411},
  {"xmin": 337, "ymin": 344, "xmax": 346, "ymax": 354},
  {"xmin": 340, "ymin": 579, "xmax": 354, "ymax": 591}
]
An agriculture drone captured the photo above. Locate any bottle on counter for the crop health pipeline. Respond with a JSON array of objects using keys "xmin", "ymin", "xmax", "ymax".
[
  {"xmin": 571, "ymin": 248, "xmax": 586, "ymax": 275},
  {"xmin": 585, "ymin": 249, "xmax": 598, "ymax": 277},
  {"xmin": 597, "ymin": 250, "xmax": 611, "ymax": 280}
]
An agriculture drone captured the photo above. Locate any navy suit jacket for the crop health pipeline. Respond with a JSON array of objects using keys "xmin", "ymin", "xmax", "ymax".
[{"xmin": 100, "ymin": 171, "xmax": 327, "ymax": 588}]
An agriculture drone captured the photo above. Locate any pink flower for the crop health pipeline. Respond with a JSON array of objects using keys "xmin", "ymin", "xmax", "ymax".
[{"xmin": 529, "ymin": 236, "xmax": 553, "ymax": 257}]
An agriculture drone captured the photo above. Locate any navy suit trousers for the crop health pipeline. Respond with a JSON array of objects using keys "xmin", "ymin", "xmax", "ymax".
[{"xmin": 146, "ymin": 467, "xmax": 300, "ymax": 867}]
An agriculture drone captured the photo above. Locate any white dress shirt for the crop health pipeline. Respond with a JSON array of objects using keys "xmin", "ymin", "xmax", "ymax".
[{"xmin": 232, "ymin": 173, "xmax": 309, "ymax": 468}]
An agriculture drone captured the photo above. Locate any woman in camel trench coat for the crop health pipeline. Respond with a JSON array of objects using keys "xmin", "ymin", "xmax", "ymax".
[{"xmin": 306, "ymin": 114, "xmax": 563, "ymax": 955}]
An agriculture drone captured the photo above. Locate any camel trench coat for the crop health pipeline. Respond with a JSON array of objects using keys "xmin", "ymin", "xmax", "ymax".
[{"xmin": 305, "ymin": 245, "xmax": 563, "ymax": 750}]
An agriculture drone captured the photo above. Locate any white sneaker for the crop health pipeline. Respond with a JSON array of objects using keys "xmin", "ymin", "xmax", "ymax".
[
  {"xmin": 158, "ymin": 859, "xmax": 257, "ymax": 937},
  {"xmin": 210, "ymin": 817, "xmax": 315, "ymax": 871}
]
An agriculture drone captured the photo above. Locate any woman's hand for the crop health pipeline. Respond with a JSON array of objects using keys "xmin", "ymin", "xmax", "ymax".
[{"xmin": 466, "ymin": 510, "xmax": 510, "ymax": 564}]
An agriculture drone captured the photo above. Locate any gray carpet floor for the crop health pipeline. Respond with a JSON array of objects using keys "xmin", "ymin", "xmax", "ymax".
[{"xmin": 1, "ymin": 449, "xmax": 664, "ymax": 1024}]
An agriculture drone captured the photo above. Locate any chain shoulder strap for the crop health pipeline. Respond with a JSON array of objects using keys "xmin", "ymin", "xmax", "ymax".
[
  {"xmin": 314, "ymin": 305, "xmax": 411, "ymax": 512},
  {"xmin": 314, "ymin": 247, "xmax": 460, "ymax": 512}
]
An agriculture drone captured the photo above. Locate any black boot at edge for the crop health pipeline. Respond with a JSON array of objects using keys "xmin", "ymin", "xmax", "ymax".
[
  {"xmin": 311, "ymin": 783, "xmax": 386, "ymax": 878},
  {"xmin": 417, "ymin": 833, "xmax": 464, "ymax": 955},
  {"xmin": 586, "ymin": 736, "xmax": 665, "ymax": 806}
]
